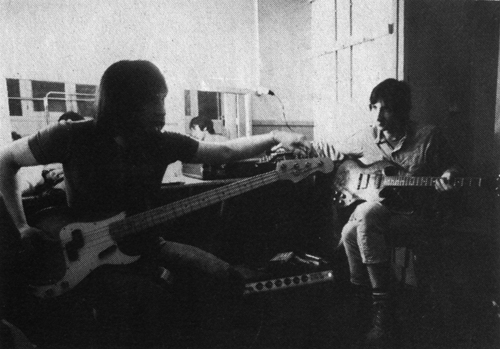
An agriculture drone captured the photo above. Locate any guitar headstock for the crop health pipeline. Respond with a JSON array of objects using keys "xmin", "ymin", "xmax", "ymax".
[{"xmin": 275, "ymin": 157, "xmax": 334, "ymax": 183}]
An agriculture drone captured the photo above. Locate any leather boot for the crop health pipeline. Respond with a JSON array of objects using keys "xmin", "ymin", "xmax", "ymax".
[
  {"xmin": 345, "ymin": 284, "xmax": 372, "ymax": 338},
  {"xmin": 364, "ymin": 297, "xmax": 395, "ymax": 347},
  {"xmin": 352, "ymin": 284, "xmax": 372, "ymax": 321}
]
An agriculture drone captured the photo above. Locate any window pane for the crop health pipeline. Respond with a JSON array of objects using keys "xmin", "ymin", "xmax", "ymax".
[
  {"xmin": 75, "ymin": 84, "xmax": 96, "ymax": 117},
  {"xmin": 6, "ymin": 79, "xmax": 20, "ymax": 97},
  {"xmin": 8, "ymin": 100, "xmax": 22, "ymax": 116},
  {"xmin": 198, "ymin": 91, "xmax": 221, "ymax": 120},
  {"xmin": 6, "ymin": 79, "xmax": 22, "ymax": 116},
  {"xmin": 184, "ymin": 90, "xmax": 191, "ymax": 116},
  {"xmin": 32, "ymin": 80, "xmax": 66, "ymax": 112}
]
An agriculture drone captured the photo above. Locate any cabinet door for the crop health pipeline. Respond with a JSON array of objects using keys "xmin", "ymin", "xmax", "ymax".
[{"xmin": 312, "ymin": 0, "xmax": 402, "ymax": 142}]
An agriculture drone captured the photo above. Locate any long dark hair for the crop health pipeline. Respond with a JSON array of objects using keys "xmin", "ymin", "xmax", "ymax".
[{"xmin": 94, "ymin": 60, "xmax": 168, "ymax": 136}]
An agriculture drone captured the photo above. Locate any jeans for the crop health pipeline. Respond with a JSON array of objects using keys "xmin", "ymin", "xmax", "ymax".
[{"xmin": 342, "ymin": 201, "xmax": 427, "ymax": 287}]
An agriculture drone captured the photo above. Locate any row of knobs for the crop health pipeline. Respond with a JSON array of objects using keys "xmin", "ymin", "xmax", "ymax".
[{"xmin": 254, "ymin": 274, "xmax": 311, "ymax": 291}]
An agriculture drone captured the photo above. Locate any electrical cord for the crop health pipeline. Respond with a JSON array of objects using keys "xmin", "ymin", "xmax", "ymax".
[{"xmin": 268, "ymin": 90, "xmax": 294, "ymax": 133}]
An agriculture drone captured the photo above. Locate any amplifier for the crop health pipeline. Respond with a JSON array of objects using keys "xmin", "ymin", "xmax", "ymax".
[
  {"xmin": 181, "ymin": 150, "xmax": 300, "ymax": 180},
  {"xmin": 182, "ymin": 160, "xmax": 274, "ymax": 180},
  {"xmin": 244, "ymin": 270, "xmax": 334, "ymax": 295}
]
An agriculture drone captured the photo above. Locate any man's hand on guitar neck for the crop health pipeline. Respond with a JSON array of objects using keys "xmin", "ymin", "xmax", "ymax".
[
  {"xmin": 435, "ymin": 170, "xmax": 459, "ymax": 193},
  {"xmin": 270, "ymin": 130, "xmax": 312, "ymax": 158}
]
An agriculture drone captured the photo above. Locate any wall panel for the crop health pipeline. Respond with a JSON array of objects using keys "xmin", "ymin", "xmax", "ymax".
[{"xmin": 312, "ymin": 0, "xmax": 400, "ymax": 143}]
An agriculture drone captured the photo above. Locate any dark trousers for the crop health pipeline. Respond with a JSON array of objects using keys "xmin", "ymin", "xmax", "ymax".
[{"xmin": 7, "ymin": 238, "xmax": 243, "ymax": 348}]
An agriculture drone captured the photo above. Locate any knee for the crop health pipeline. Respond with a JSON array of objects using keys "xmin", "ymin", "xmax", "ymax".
[
  {"xmin": 218, "ymin": 266, "xmax": 245, "ymax": 300},
  {"xmin": 352, "ymin": 202, "xmax": 390, "ymax": 224},
  {"xmin": 355, "ymin": 201, "xmax": 389, "ymax": 217},
  {"xmin": 341, "ymin": 222, "xmax": 358, "ymax": 247}
]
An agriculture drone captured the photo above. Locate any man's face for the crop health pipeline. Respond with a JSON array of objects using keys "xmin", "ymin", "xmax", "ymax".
[
  {"xmin": 134, "ymin": 93, "xmax": 167, "ymax": 135},
  {"xmin": 370, "ymin": 100, "xmax": 398, "ymax": 132},
  {"xmin": 190, "ymin": 125, "xmax": 205, "ymax": 140}
]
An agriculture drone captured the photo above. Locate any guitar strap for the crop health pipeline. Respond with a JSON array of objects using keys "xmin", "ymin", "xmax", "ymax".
[{"xmin": 376, "ymin": 139, "xmax": 395, "ymax": 160}]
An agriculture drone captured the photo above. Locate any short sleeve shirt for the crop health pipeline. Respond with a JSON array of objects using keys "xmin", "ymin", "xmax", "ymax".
[{"xmin": 28, "ymin": 120, "xmax": 199, "ymax": 215}]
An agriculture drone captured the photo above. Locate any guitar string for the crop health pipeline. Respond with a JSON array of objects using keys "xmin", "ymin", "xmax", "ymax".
[
  {"xmin": 77, "ymin": 161, "xmax": 331, "ymax": 251},
  {"xmin": 60, "ymin": 164, "xmax": 329, "ymax": 251},
  {"xmin": 363, "ymin": 173, "xmax": 483, "ymax": 187},
  {"xmin": 66, "ymin": 170, "xmax": 278, "ymax": 249}
]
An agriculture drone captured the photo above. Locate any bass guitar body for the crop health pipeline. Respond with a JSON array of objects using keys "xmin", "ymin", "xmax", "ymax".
[{"xmin": 27, "ymin": 207, "xmax": 139, "ymax": 299}]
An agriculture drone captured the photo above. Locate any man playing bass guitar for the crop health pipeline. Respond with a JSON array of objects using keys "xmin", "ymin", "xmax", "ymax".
[
  {"xmin": 0, "ymin": 60, "xmax": 312, "ymax": 348},
  {"xmin": 315, "ymin": 78, "xmax": 462, "ymax": 347}
]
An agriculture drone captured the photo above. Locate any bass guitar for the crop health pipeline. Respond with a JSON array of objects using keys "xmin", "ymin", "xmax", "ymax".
[
  {"xmin": 333, "ymin": 159, "xmax": 499, "ymax": 207},
  {"xmin": 27, "ymin": 158, "xmax": 334, "ymax": 299}
]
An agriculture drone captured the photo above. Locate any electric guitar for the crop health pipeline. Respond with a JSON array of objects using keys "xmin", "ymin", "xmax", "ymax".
[
  {"xmin": 333, "ymin": 159, "xmax": 500, "ymax": 207},
  {"xmin": 26, "ymin": 158, "xmax": 334, "ymax": 299}
]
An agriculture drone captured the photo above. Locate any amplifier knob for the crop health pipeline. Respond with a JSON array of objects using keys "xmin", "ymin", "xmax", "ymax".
[
  {"xmin": 275, "ymin": 279, "xmax": 283, "ymax": 287},
  {"xmin": 256, "ymin": 283, "xmax": 264, "ymax": 290},
  {"xmin": 293, "ymin": 277, "xmax": 300, "ymax": 284},
  {"xmin": 284, "ymin": 278, "xmax": 291, "ymax": 285},
  {"xmin": 301, "ymin": 274, "xmax": 309, "ymax": 282},
  {"xmin": 265, "ymin": 281, "xmax": 273, "ymax": 289}
]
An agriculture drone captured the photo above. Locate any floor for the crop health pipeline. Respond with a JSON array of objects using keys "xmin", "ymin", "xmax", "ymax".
[
  {"xmin": 185, "ymin": 258, "xmax": 500, "ymax": 349},
  {"xmin": 5, "ymin": 259, "xmax": 499, "ymax": 349}
]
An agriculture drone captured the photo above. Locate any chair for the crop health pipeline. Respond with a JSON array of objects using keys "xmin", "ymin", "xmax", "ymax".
[{"xmin": 391, "ymin": 245, "xmax": 417, "ymax": 288}]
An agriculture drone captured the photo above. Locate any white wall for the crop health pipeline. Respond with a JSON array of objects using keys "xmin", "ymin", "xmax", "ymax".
[
  {"xmin": 311, "ymin": 0, "xmax": 400, "ymax": 143},
  {"xmin": 254, "ymin": 0, "xmax": 313, "ymax": 128},
  {"xmin": 0, "ymin": 0, "xmax": 258, "ymax": 142}
]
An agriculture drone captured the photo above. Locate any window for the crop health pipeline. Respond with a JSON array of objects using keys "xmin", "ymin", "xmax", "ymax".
[
  {"xmin": 184, "ymin": 90, "xmax": 191, "ymax": 116},
  {"xmin": 6, "ymin": 79, "xmax": 22, "ymax": 116},
  {"xmin": 197, "ymin": 91, "xmax": 221, "ymax": 119},
  {"xmin": 75, "ymin": 84, "xmax": 96, "ymax": 117},
  {"xmin": 32, "ymin": 80, "xmax": 66, "ymax": 112}
]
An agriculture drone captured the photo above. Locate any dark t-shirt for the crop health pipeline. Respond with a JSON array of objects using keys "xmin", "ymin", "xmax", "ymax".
[
  {"xmin": 28, "ymin": 120, "xmax": 198, "ymax": 215},
  {"xmin": 17, "ymin": 121, "xmax": 198, "ymax": 345}
]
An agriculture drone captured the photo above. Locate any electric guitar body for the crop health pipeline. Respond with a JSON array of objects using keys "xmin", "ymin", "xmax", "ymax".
[
  {"xmin": 333, "ymin": 159, "xmax": 397, "ymax": 207},
  {"xmin": 333, "ymin": 158, "xmax": 499, "ymax": 208}
]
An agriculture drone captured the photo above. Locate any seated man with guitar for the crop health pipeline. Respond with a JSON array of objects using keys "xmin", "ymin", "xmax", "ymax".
[
  {"xmin": 315, "ymin": 78, "xmax": 461, "ymax": 346},
  {"xmin": 0, "ymin": 60, "xmax": 312, "ymax": 348}
]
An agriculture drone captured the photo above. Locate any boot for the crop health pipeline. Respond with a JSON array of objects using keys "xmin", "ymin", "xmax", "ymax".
[
  {"xmin": 364, "ymin": 296, "xmax": 395, "ymax": 347},
  {"xmin": 352, "ymin": 284, "xmax": 372, "ymax": 322},
  {"xmin": 345, "ymin": 284, "xmax": 372, "ymax": 339}
]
